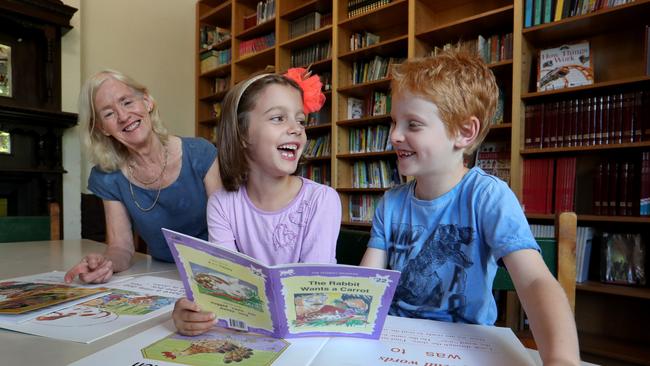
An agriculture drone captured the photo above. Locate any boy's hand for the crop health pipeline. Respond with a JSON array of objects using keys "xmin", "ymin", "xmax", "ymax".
[
  {"xmin": 172, "ymin": 298, "xmax": 216, "ymax": 336},
  {"xmin": 64, "ymin": 253, "xmax": 114, "ymax": 284}
]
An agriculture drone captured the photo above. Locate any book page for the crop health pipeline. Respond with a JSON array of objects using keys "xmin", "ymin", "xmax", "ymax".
[
  {"xmin": 309, "ymin": 315, "xmax": 535, "ymax": 366},
  {"xmin": 164, "ymin": 229, "xmax": 276, "ymax": 335},
  {"xmin": 274, "ymin": 264, "xmax": 399, "ymax": 338}
]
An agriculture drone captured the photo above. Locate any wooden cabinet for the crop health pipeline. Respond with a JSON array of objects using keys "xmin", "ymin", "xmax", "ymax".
[{"xmin": 195, "ymin": 1, "xmax": 650, "ymax": 363}]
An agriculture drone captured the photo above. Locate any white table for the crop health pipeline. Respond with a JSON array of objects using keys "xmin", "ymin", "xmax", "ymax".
[{"xmin": 0, "ymin": 239, "xmax": 596, "ymax": 366}]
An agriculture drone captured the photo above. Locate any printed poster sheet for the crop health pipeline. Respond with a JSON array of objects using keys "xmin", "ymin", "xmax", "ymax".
[
  {"xmin": 0, "ymin": 271, "xmax": 120, "ymax": 323},
  {"xmin": 69, "ymin": 316, "xmax": 535, "ymax": 366},
  {"xmin": 0, "ymin": 275, "xmax": 184, "ymax": 343},
  {"xmin": 68, "ymin": 320, "xmax": 329, "ymax": 366}
]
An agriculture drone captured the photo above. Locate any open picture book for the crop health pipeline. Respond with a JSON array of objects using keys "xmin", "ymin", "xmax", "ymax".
[{"xmin": 163, "ymin": 228, "xmax": 400, "ymax": 339}]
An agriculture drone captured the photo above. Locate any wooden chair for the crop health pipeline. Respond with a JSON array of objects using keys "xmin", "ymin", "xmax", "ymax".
[
  {"xmin": 0, "ymin": 202, "xmax": 61, "ymax": 242},
  {"xmin": 493, "ymin": 211, "xmax": 577, "ymax": 347}
]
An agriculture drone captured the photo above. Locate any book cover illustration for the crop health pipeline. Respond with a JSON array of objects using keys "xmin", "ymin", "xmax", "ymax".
[
  {"xmin": 163, "ymin": 228, "xmax": 400, "ymax": 339},
  {"xmin": 0, "ymin": 280, "xmax": 108, "ymax": 315},
  {"xmin": 0, "ymin": 275, "xmax": 185, "ymax": 343},
  {"xmin": 537, "ymin": 41, "xmax": 593, "ymax": 92},
  {"xmin": 142, "ymin": 325, "xmax": 289, "ymax": 366}
]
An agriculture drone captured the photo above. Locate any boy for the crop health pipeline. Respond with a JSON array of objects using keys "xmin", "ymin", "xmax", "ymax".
[{"xmin": 360, "ymin": 50, "xmax": 580, "ymax": 365}]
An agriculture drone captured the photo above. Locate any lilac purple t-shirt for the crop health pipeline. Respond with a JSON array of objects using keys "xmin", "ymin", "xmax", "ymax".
[{"xmin": 207, "ymin": 177, "xmax": 341, "ymax": 266}]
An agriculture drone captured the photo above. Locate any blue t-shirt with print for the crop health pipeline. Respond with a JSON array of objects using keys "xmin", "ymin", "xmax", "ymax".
[
  {"xmin": 88, "ymin": 137, "xmax": 217, "ymax": 262},
  {"xmin": 368, "ymin": 167, "xmax": 539, "ymax": 325}
]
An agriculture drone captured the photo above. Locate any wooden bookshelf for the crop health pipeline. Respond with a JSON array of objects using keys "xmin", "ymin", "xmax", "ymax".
[{"xmin": 195, "ymin": 1, "xmax": 650, "ymax": 361}]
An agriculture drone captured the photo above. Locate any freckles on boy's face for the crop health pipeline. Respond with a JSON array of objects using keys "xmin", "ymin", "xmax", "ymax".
[{"xmin": 389, "ymin": 91, "xmax": 458, "ymax": 178}]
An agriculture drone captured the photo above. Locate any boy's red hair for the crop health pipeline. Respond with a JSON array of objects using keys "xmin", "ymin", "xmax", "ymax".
[{"xmin": 390, "ymin": 50, "xmax": 498, "ymax": 155}]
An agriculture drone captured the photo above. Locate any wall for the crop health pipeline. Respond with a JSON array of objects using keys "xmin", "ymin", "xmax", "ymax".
[
  {"xmin": 61, "ymin": 0, "xmax": 81, "ymax": 239},
  {"xmin": 61, "ymin": 0, "xmax": 196, "ymax": 239}
]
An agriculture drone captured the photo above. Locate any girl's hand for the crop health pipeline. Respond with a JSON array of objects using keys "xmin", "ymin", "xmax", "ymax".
[
  {"xmin": 172, "ymin": 298, "xmax": 216, "ymax": 336},
  {"xmin": 64, "ymin": 253, "xmax": 114, "ymax": 284}
]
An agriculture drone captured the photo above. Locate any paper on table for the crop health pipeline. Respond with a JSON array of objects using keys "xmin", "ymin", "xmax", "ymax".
[{"xmin": 0, "ymin": 276, "xmax": 185, "ymax": 343}]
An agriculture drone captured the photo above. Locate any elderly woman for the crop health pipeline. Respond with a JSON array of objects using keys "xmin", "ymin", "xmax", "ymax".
[{"xmin": 65, "ymin": 70, "xmax": 221, "ymax": 284}]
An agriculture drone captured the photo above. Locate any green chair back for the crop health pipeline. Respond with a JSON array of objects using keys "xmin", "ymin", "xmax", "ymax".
[
  {"xmin": 0, "ymin": 216, "xmax": 51, "ymax": 243},
  {"xmin": 493, "ymin": 238, "xmax": 557, "ymax": 291},
  {"xmin": 336, "ymin": 228, "xmax": 370, "ymax": 265}
]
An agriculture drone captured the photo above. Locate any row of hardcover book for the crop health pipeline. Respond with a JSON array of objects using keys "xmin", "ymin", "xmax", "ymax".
[
  {"xmin": 349, "ymin": 194, "xmax": 381, "ymax": 223},
  {"xmin": 346, "ymin": 0, "xmax": 391, "ymax": 18},
  {"xmin": 522, "ymin": 157, "xmax": 576, "ymax": 214},
  {"xmin": 593, "ymin": 158, "xmax": 640, "ymax": 216},
  {"xmin": 290, "ymin": 41, "xmax": 332, "ymax": 68},
  {"xmin": 524, "ymin": 89, "xmax": 650, "ymax": 149},
  {"xmin": 351, "ymin": 56, "xmax": 404, "ymax": 85},
  {"xmin": 288, "ymin": 11, "xmax": 331, "ymax": 40},
  {"xmin": 243, "ymin": 0, "xmax": 275, "ymax": 30},
  {"xmin": 524, "ymin": 0, "xmax": 633, "ymax": 28},
  {"xmin": 298, "ymin": 162, "xmax": 330, "ymax": 186},
  {"xmin": 348, "ymin": 125, "xmax": 392, "ymax": 154},
  {"xmin": 304, "ymin": 134, "xmax": 331, "ymax": 158},
  {"xmin": 239, "ymin": 33, "xmax": 275, "ymax": 57},
  {"xmin": 431, "ymin": 32, "xmax": 513, "ymax": 66},
  {"xmin": 352, "ymin": 159, "xmax": 404, "ymax": 189},
  {"xmin": 523, "ymin": 153, "xmax": 650, "ymax": 216}
]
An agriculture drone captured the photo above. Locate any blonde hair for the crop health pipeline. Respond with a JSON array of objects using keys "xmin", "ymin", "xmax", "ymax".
[
  {"xmin": 79, "ymin": 69, "xmax": 168, "ymax": 172},
  {"xmin": 390, "ymin": 49, "xmax": 498, "ymax": 155},
  {"xmin": 217, "ymin": 73, "xmax": 303, "ymax": 191}
]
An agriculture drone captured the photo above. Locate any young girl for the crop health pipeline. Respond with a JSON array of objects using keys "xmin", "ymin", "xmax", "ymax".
[{"xmin": 173, "ymin": 69, "xmax": 341, "ymax": 336}]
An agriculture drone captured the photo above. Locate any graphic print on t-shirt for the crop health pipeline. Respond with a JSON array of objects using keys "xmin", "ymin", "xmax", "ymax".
[
  {"xmin": 272, "ymin": 200, "xmax": 309, "ymax": 251},
  {"xmin": 390, "ymin": 224, "xmax": 474, "ymax": 322}
]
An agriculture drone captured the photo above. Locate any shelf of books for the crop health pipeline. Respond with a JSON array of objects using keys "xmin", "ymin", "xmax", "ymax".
[
  {"xmin": 334, "ymin": 0, "xmax": 408, "ymax": 226},
  {"xmin": 197, "ymin": 1, "xmax": 233, "ymax": 143},
  {"xmin": 518, "ymin": 0, "xmax": 650, "ymax": 363},
  {"xmin": 413, "ymin": 0, "xmax": 515, "ymax": 187}
]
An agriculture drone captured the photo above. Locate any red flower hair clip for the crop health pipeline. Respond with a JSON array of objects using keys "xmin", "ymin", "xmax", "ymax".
[{"xmin": 284, "ymin": 67, "xmax": 326, "ymax": 114}]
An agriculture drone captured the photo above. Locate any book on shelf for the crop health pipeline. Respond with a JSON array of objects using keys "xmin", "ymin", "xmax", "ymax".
[
  {"xmin": 475, "ymin": 141, "xmax": 511, "ymax": 184},
  {"xmin": 347, "ymin": 97, "xmax": 364, "ymax": 119},
  {"xmin": 642, "ymin": 151, "xmax": 650, "ymax": 216},
  {"xmin": 646, "ymin": 25, "xmax": 650, "ymax": 76},
  {"xmin": 70, "ymin": 315, "xmax": 536, "ymax": 366},
  {"xmin": 537, "ymin": 41, "xmax": 593, "ymax": 92},
  {"xmin": 600, "ymin": 232, "xmax": 646, "ymax": 286},
  {"xmin": 163, "ymin": 229, "xmax": 400, "ymax": 339},
  {"xmin": 576, "ymin": 227, "xmax": 594, "ymax": 283}
]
